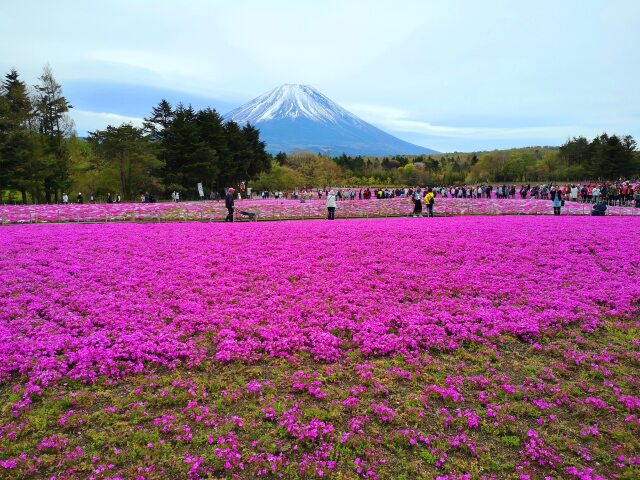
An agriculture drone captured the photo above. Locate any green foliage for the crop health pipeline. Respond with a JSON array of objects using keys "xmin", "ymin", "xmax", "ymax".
[
  {"xmin": 152, "ymin": 102, "xmax": 270, "ymax": 197},
  {"xmin": 1, "ymin": 72, "xmax": 271, "ymax": 203},
  {"xmin": 252, "ymin": 160, "xmax": 306, "ymax": 191},
  {"xmin": 88, "ymin": 124, "xmax": 162, "ymax": 200},
  {"xmin": 419, "ymin": 449, "xmax": 438, "ymax": 464},
  {"xmin": 501, "ymin": 435, "xmax": 521, "ymax": 447}
]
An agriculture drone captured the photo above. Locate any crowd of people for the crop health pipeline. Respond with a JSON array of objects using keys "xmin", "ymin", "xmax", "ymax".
[
  {"xmin": 57, "ymin": 179, "xmax": 640, "ymax": 222},
  {"xmin": 61, "ymin": 192, "xmax": 123, "ymax": 204},
  {"xmin": 256, "ymin": 181, "xmax": 640, "ymax": 207}
]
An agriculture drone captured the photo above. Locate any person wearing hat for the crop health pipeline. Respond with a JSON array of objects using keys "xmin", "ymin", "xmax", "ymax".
[
  {"xmin": 326, "ymin": 190, "xmax": 337, "ymax": 220},
  {"xmin": 225, "ymin": 188, "xmax": 235, "ymax": 222}
]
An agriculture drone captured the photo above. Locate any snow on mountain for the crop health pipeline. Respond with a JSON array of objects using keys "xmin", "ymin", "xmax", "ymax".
[
  {"xmin": 224, "ymin": 84, "xmax": 438, "ymax": 156},
  {"xmin": 225, "ymin": 84, "xmax": 358, "ymax": 125}
]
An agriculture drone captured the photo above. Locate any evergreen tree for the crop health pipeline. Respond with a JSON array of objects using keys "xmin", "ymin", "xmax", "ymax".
[
  {"xmin": 559, "ymin": 136, "xmax": 589, "ymax": 166},
  {"xmin": 142, "ymin": 102, "xmax": 274, "ymax": 197},
  {"xmin": 0, "ymin": 69, "xmax": 39, "ymax": 202},
  {"xmin": 2, "ymin": 69, "xmax": 32, "ymax": 127},
  {"xmin": 143, "ymin": 99, "xmax": 174, "ymax": 141},
  {"xmin": 33, "ymin": 65, "xmax": 73, "ymax": 202},
  {"xmin": 220, "ymin": 120, "xmax": 251, "ymax": 188},
  {"xmin": 162, "ymin": 103, "xmax": 200, "ymax": 192},
  {"xmin": 240, "ymin": 123, "xmax": 270, "ymax": 186},
  {"xmin": 88, "ymin": 124, "xmax": 162, "ymax": 200},
  {"xmin": 275, "ymin": 151, "xmax": 288, "ymax": 165},
  {"xmin": 193, "ymin": 108, "xmax": 228, "ymax": 193}
]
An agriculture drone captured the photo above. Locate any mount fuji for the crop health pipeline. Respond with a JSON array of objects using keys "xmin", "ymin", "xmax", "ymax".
[{"xmin": 224, "ymin": 84, "xmax": 437, "ymax": 156}]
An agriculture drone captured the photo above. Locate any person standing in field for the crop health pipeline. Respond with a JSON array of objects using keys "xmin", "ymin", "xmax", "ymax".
[
  {"xmin": 77, "ymin": 192, "xmax": 83, "ymax": 204},
  {"xmin": 424, "ymin": 188, "xmax": 435, "ymax": 217},
  {"xmin": 326, "ymin": 189, "xmax": 337, "ymax": 220},
  {"xmin": 62, "ymin": 193, "xmax": 69, "ymax": 204},
  {"xmin": 225, "ymin": 188, "xmax": 235, "ymax": 222},
  {"xmin": 550, "ymin": 186, "xmax": 563, "ymax": 216},
  {"xmin": 412, "ymin": 187, "xmax": 423, "ymax": 217},
  {"xmin": 570, "ymin": 185, "xmax": 578, "ymax": 202}
]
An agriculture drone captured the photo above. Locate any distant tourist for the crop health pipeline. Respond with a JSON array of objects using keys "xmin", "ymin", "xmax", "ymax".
[
  {"xmin": 570, "ymin": 185, "xmax": 578, "ymax": 202},
  {"xmin": 62, "ymin": 193, "xmax": 69, "ymax": 204},
  {"xmin": 424, "ymin": 188, "xmax": 435, "ymax": 217},
  {"xmin": 107, "ymin": 193, "xmax": 113, "ymax": 204},
  {"xmin": 77, "ymin": 192, "xmax": 83, "ymax": 204},
  {"xmin": 550, "ymin": 187, "xmax": 563, "ymax": 215},
  {"xmin": 412, "ymin": 187, "xmax": 423, "ymax": 217},
  {"xmin": 326, "ymin": 190, "xmax": 337, "ymax": 220},
  {"xmin": 592, "ymin": 201, "xmax": 607, "ymax": 216},
  {"xmin": 115, "ymin": 193, "xmax": 121, "ymax": 203},
  {"xmin": 225, "ymin": 188, "xmax": 235, "ymax": 222}
]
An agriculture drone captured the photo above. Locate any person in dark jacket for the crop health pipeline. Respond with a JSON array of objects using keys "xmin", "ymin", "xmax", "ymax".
[
  {"xmin": 592, "ymin": 201, "xmax": 607, "ymax": 216},
  {"xmin": 550, "ymin": 187, "xmax": 563, "ymax": 216},
  {"xmin": 225, "ymin": 188, "xmax": 235, "ymax": 222}
]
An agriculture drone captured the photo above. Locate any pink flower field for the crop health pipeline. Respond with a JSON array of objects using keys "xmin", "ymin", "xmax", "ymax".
[
  {"xmin": 1, "ymin": 198, "xmax": 638, "ymax": 224},
  {"xmin": 1, "ymin": 216, "xmax": 639, "ymax": 479}
]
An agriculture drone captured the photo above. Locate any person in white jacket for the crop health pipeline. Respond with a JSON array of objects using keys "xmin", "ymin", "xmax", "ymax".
[
  {"xmin": 326, "ymin": 190, "xmax": 337, "ymax": 220},
  {"xmin": 570, "ymin": 185, "xmax": 579, "ymax": 201}
]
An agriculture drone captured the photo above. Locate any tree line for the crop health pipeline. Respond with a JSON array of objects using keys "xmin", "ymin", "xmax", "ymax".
[
  {"xmin": 252, "ymin": 136, "xmax": 638, "ymax": 191},
  {"xmin": 0, "ymin": 67, "xmax": 72, "ymax": 203},
  {"xmin": 0, "ymin": 68, "xmax": 271, "ymax": 203}
]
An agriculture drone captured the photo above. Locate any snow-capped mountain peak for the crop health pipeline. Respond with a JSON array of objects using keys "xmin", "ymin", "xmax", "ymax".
[
  {"xmin": 225, "ymin": 84, "xmax": 361, "ymax": 125},
  {"xmin": 223, "ymin": 84, "xmax": 438, "ymax": 156}
]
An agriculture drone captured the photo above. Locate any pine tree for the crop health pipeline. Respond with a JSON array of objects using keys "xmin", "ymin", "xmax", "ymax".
[
  {"xmin": 33, "ymin": 65, "xmax": 73, "ymax": 202},
  {"xmin": 162, "ymin": 103, "xmax": 200, "ymax": 191},
  {"xmin": 241, "ymin": 123, "xmax": 270, "ymax": 183},
  {"xmin": 143, "ymin": 99, "xmax": 174, "ymax": 141},
  {"xmin": 0, "ymin": 69, "xmax": 39, "ymax": 203}
]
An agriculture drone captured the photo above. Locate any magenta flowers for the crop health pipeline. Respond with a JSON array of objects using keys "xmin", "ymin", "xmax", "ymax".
[
  {"xmin": 1, "ymin": 216, "xmax": 639, "ymax": 479},
  {"xmin": 1, "ymin": 216, "xmax": 638, "ymax": 391}
]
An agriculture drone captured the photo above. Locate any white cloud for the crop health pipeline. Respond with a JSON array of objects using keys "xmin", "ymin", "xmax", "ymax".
[
  {"xmin": 71, "ymin": 110, "xmax": 144, "ymax": 134},
  {"xmin": 2, "ymin": 0, "xmax": 638, "ymax": 150},
  {"xmin": 345, "ymin": 102, "xmax": 605, "ymax": 141}
]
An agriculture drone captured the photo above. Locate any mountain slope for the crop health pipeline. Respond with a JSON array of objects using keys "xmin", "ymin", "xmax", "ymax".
[{"xmin": 224, "ymin": 84, "xmax": 437, "ymax": 156}]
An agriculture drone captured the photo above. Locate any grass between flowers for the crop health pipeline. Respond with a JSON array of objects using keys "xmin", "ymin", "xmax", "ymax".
[
  {"xmin": 1, "ymin": 217, "xmax": 639, "ymax": 479},
  {"xmin": 1, "ymin": 318, "xmax": 639, "ymax": 479}
]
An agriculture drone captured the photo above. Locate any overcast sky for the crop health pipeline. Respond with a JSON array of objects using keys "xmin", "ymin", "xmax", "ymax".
[{"xmin": 1, "ymin": 0, "xmax": 638, "ymax": 152}]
